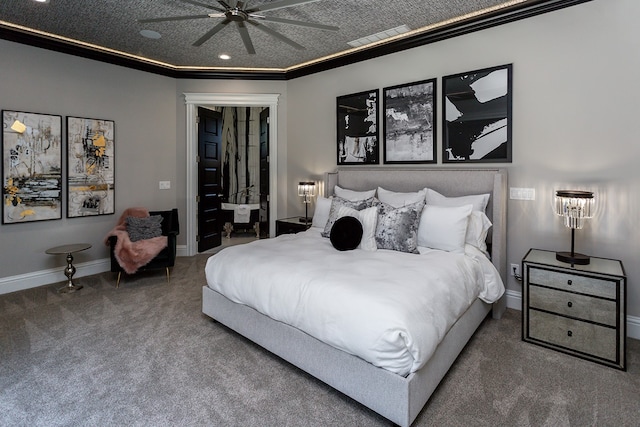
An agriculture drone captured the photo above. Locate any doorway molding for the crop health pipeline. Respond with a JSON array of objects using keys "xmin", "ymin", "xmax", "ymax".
[{"xmin": 184, "ymin": 92, "xmax": 280, "ymax": 256}]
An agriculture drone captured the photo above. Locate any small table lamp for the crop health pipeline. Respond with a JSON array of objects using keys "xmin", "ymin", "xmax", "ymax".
[
  {"xmin": 298, "ymin": 181, "xmax": 316, "ymax": 224},
  {"xmin": 554, "ymin": 190, "xmax": 595, "ymax": 265}
]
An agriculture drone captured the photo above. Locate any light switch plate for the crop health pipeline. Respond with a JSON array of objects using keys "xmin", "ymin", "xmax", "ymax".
[
  {"xmin": 510, "ymin": 187, "xmax": 535, "ymax": 200},
  {"xmin": 159, "ymin": 181, "xmax": 171, "ymax": 190}
]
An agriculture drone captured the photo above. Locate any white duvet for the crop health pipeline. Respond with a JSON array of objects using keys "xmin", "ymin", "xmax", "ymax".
[{"xmin": 205, "ymin": 228, "xmax": 504, "ymax": 376}]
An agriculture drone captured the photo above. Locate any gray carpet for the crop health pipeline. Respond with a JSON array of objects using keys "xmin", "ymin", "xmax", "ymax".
[{"xmin": 1, "ymin": 253, "xmax": 639, "ymax": 426}]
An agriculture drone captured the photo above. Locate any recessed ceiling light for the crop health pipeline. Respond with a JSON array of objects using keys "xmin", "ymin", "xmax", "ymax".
[
  {"xmin": 140, "ymin": 29, "xmax": 161, "ymax": 39},
  {"xmin": 219, "ymin": 54, "xmax": 231, "ymax": 60},
  {"xmin": 33, "ymin": 0, "xmax": 50, "ymax": 3}
]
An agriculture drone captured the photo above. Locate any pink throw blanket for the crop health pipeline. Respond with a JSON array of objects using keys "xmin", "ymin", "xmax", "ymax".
[{"xmin": 105, "ymin": 207, "xmax": 168, "ymax": 274}]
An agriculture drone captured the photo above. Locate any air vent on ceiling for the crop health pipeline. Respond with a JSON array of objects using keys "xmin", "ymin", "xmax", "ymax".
[{"xmin": 347, "ymin": 24, "xmax": 411, "ymax": 48}]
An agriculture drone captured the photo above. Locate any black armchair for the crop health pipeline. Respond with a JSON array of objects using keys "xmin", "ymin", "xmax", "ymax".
[{"xmin": 108, "ymin": 208, "xmax": 179, "ymax": 287}]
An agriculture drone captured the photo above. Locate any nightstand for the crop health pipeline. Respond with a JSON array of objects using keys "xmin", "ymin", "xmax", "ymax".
[
  {"xmin": 276, "ymin": 217, "xmax": 311, "ymax": 236},
  {"xmin": 522, "ymin": 249, "xmax": 626, "ymax": 370}
]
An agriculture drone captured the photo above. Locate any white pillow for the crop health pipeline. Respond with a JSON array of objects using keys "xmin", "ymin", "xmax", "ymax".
[
  {"xmin": 466, "ymin": 211, "xmax": 492, "ymax": 254},
  {"xmin": 311, "ymin": 196, "xmax": 332, "ymax": 229},
  {"xmin": 336, "ymin": 205, "xmax": 378, "ymax": 251},
  {"xmin": 377, "ymin": 186, "xmax": 426, "ymax": 208},
  {"xmin": 425, "ymin": 188, "xmax": 490, "ymax": 213},
  {"xmin": 417, "ymin": 204, "xmax": 473, "ymax": 253},
  {"xmin": 334, "ymin": 185, "xmax": 376, "ymax": 201}
]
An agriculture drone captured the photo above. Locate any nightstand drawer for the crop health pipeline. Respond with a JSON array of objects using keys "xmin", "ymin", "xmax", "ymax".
[
  {"xmin": 529, "ymin": 267, "xmax": 616, "ymax": 299},
  {"xmin": 529, "ymin": 310, "xmax": 617, "ymax": 361},
  {"xmin": 529, "ymin": 285, "xmax": 617, "ymax": 326}
]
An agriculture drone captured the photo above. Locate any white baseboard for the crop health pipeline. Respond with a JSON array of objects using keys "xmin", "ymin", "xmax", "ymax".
[
  {"xmin": 0, "ymin": 244, "xmax": 190, "ymax": 295},
  {"xmin": 506, "ymin": 289, "xmax": 640, "ymax": 340},
  {"xmin": 0, "ymin": 258, "xmax": 111, "ymax": 295},
  {"xmin": 177, "ymin": 244, "xmax": 188, "ymax": 257}
]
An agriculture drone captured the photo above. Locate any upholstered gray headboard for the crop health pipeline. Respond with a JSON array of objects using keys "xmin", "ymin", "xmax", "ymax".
[{"xmin": 325, "ymin": 167, "xmax": 508, "ymax": 317}]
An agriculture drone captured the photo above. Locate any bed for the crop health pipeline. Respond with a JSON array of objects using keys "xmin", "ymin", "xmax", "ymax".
[{"xmin": 202, "ymin": 167, "xmax": 507, "ymax": 426}]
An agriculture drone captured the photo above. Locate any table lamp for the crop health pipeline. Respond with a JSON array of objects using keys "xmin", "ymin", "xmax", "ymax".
[
  {"xmin": 554, "ymin": 190, "xmax": 594, "ymax": 265},
  {"xmin": 298, "ymin": 181, "xmax": 316, "ymax": 224}
]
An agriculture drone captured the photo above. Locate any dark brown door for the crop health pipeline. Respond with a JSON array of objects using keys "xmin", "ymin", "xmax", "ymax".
[
  {"xmin": 259, "ymin": 108, "xmax": 270, "ymax": 238},
  {"xmin": 197, "ymin": 107, "xmax": 222, "ymax": 252}
]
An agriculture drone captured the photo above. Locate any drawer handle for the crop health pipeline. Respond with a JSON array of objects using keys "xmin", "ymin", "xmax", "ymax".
[
  {"xmin": 567, "ymin": 279, "xmax": 572, "ymax": 285},
  {"xmin": 567, "ymin": 301, "xmax": 573, "ymax": 308},
  {"xmin": 567, "ymin": 330, "xmax": 573, "ymax": 337}
]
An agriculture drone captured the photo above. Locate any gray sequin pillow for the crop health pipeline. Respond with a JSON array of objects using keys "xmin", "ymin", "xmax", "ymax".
[
  {"xmin": 321, "ymin": 196, "xmax": 374, "ymax": 238},
  {"xmin": 127, "ymin": 215, "xmax": 163, "ymax": 242},
  {"xmin": 374, "ymin": 201, "xmax": 425, "ymax": 253}
]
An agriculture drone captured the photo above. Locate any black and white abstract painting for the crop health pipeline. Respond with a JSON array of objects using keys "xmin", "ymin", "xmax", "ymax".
[
  {"xmin": 337, "ymin": 89, "xmax": 379, "ymax": 165},
  {"xmin": 443, "ymin": 64, "xmax": 512, "ymax": 163},
  {"xmin": 383, "ymin": 78, "xmax": 436, "ymax": 164}
]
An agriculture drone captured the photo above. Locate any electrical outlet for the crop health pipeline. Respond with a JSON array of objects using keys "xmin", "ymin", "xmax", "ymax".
[{"xmin": 510, "ymin": 263, "xmax": 521, "ymax": 277}]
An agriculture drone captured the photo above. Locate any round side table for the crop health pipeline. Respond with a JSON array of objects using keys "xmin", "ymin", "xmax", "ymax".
[{"xmin": 45, "ymin": 243, "xmax": 92, "ymax": 293}]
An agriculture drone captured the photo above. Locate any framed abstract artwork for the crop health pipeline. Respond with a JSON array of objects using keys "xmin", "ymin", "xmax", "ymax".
[
  {"xmin": 66, "ymin": 116, "xmax": 115, "ymax": 217},
  {"xmin": 383, "ymin": 78, "xmax": 436, "ymax": 164},
  {"xmin": 442, "ymin": 63, "xmax": 513, "ymax": 163},
  {"xmin": 2, "ymin": 110, "xmax": 63, "ymax": 224},
  {"xmin": 337, "ymin": 89, "xmax": 379, "ymax": 165}
]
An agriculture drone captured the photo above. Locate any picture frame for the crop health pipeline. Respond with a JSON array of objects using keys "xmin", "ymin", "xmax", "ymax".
[
  {"xmin": 337, "ymin": 89, "xmax": 379, "ymax": 165},
  {"xmin": 66, "ymin": 116, "xmax": 115, "ymax": 217},
  {"xmin": 442, "ymin": 63, "xmax": 513, "ymax": 163},
  {"xmin": 2, "ymin": 110, "xmax": 63, "ymax": 224},
  {"xmin": 383, "ymin": 78, "xmax": 436, "ymax": 164}
]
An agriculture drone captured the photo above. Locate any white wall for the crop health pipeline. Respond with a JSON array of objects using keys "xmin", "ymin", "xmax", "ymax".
[{"xmin": 285, "ymin": 0, "xmax": 640, "ymax": 318}]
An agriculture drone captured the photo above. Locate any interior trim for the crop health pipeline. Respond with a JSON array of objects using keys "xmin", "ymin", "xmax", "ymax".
[
  {"xmin": 183, "ymin": 93, "xmax": 280, "ymax": 256},
  {"xmin": 0, "ymin": 0, "xmax": 591, "ymax": 80}
]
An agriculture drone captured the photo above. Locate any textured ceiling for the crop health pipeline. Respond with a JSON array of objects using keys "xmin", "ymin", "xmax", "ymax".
[{"xmin": 0, "ymin": 0, "xmax": 584, "ymax": 76}]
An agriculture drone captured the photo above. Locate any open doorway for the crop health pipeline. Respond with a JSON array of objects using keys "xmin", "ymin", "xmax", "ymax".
[
  {"xmin": 184, "ymin": 93, "xmax": 280, "ymax": 257},
  {"xmin": 197, "ymin": 106, "xmax": 269, "ymax": 252}
]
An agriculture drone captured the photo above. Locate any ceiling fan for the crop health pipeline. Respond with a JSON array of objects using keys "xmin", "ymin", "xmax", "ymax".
[{"xmin": 138, "ymin": 0, "xmax": 339, "ymax": 54}]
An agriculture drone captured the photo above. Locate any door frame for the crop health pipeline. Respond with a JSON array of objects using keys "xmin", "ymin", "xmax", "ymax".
[{"xmin": 184, "ymin": 93, "xmax": 280, "ymax": 256}]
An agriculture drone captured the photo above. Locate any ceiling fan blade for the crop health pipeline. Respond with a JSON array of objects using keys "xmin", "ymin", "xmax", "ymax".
[
  {"xmin": 248, "ymin": 0, "xmax": 321, "ymax": 13},
  {"xmin": 252, "ymin": 16, "xmax": 338, "ymax": 31},
  {"xmin": 193, "ymin": 19, "xmax": 231, "ymax": 46},
  {"xmin": 247, "ymin": 20, "xmax": 305, "ymax": 50},
  {"xmin": 236, "ymin": 21, "xmax": 256, "ymax": 55},
  {"xmin": 216, "ymin": 0, "xmax": 233, "ymax": 9},
  {"xmin": 138, "ymin": 14, "xmax": 212, "ymax": 24},
  {"xmin": 176, "ymin": 0, "xmax": 226, "ymax": 12}
]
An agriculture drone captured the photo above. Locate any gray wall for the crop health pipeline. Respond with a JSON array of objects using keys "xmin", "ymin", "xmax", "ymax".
[
  {"xmin": 0, "ymin": 39, "xmax": 178, "ymax": 277},
  {"xmin": 285, "ymin": 0, "xmax": 640, "ymax": 316},
  {"xmin": 0, "ymin": 40, "xmax": 288, "ymax": 283}
]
